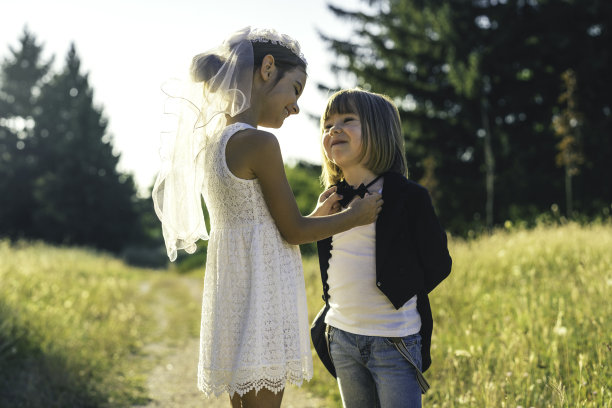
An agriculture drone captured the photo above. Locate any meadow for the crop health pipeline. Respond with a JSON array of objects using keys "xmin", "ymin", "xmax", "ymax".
[
  {"xmin": 0, "ymin": 241, "xmax": 156, "ymax": 407},
  {"xmin": 1, "ymin": 222, "xmax": 610, "ymax": 407},
  {"xmin": 306, "ymin": 222, "xmax": 611, "ymax": 407}
]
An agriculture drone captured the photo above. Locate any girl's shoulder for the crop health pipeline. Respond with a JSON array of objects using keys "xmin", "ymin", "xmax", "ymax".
[
  {"xmin": 226, "ymin": 127, "xmax": 282, "ymax": 171},
  {"xmin": 230, "ymin": 127, "xmax": 278, "ymax": 147}
]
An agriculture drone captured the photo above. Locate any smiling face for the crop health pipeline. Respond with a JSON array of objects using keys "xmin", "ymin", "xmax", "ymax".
[
  {"xmin": 259, "ymin": 66, "xmax": 307, "ymax": 128},
  {"xmin": 320, "ymin": 89, "xmax": 408, "ymax": 187},
  {"xmin": 322, "ymin": 111, "xmax": 365, "ymax": 170}
]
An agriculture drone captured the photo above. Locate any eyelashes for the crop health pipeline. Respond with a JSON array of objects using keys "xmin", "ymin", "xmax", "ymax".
[{"xmin": 323, "ymin": 116, "xmax": 358, "ymax": 130}]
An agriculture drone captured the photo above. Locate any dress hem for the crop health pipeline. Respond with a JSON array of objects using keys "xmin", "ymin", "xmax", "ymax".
[{"xmin": 198, "ymin": 371, "xmax": 313, "ymax": 398}]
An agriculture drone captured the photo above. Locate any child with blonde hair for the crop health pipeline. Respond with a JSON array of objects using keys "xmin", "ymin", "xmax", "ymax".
[{"xmin": 312, "ymin": 88, "xmax": 451, "ymax": 408}]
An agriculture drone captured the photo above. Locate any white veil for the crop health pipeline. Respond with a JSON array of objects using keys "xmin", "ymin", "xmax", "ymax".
[
  {"xmin": 152, "ymin": 27, "xmax": 306, "ymax": 261},
  {"xmin": 152, "ymin": 28, "xmax": 254, "ymax": 262}
]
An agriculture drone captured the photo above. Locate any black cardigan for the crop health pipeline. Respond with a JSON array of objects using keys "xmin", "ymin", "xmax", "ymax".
[{"xmin": 317, "ymin": 171, "xmax": 452, "ymax": 372}]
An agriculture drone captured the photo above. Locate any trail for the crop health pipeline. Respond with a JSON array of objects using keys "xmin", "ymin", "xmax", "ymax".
[{"xmin": 134, "ymin": 275, "xmax": 327, "ymax": 408}]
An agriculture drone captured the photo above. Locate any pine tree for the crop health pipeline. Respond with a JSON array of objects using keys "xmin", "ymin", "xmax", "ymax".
[
  {"xmin": 321, "ymin": 0, "xmax": 492, "ymax": 232},
  {"xmin": 30, "ymin": 43, "xmax": 140, "ymax": 251},
  {"xmin": 321, "ymin": 0, "xmax": 612, "ymax": 232},
  {"xmin": 0, "ymin": 28, "xmax": 52, "ymax": 237}
]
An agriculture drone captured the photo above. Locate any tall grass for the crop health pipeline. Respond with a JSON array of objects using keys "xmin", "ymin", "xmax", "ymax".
[
  {"xmin": 304, "ymin": 222, "xmax": 611, "ymax": 407},
  {"xmin": 1, "ymin": 222, "xmax": 609, "ymax": 407},
  {"xmin": 0, "ymin": 241, "xmax": 153, "ymax": 407}
]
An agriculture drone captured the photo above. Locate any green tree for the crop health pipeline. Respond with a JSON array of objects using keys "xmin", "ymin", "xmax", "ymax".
[
  {"xmin": 0, "ymin": 30, "xmax": 146, "ymax": 252},
  {"xmin": 321, "ymin": 1, "xmax": 493, "ymax": 233},
  {"xmin": 0, "ymin": 28, "xmax": 52, "ymax": 237},
  {"xmin": 321, "ymin": 0, "xmax": 612, "ymax": 233},
  {"xmin": 28, "ymin": 43, "xmax": 140, "ymax": 251}
]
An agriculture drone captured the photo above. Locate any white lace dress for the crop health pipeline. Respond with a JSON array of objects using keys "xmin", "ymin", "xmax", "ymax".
[{"xmin": 197, "ymin": 122, "xmax": 313, "ymax": 397}]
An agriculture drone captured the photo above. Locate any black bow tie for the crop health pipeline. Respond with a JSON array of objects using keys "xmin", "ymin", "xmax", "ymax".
[{"xmin": 335, "ymin": 176, "xmax": 381, "ymax": 207}]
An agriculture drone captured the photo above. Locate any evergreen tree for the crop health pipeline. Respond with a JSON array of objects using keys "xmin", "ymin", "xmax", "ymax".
[
  {"xmin": 0, "ymin": 27, "xmax": 52, "ymax": 117},
  {"xmin": 321, "ymin": 1, "xmax": 493, "ymax": 232},
  {"xmin": 0, "ymin": 28, "xmax": 52, "ymax": 237},
  {"xmin": 322, "ymin": 0, "xmax": 612, "ymax": 233},
  {"xmin": 29, "ymin": 43, "xmax": 140, "ymax": 251}
]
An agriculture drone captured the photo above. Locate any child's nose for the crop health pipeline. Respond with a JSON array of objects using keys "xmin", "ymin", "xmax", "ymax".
[{"xmin": 289, "ymin": 103, "xmax": 299, "ymax": 115}]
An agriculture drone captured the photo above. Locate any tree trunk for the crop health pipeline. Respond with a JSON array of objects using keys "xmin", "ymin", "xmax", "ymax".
[
  {"xmin": 565, "ymin": 161, "xmax": 573, "ymax": 218},
  {"xmin": 481, "ymin": 96, "xmax": 495, "ymax": 232}
]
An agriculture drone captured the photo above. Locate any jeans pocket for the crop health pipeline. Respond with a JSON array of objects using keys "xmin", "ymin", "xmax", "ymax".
[
  {"xmin": 402, "ymin": 334, "xmax": 422, "ymax": 371},
  {"xmin": 384, "ymin": 333, "xmax": 422, "ymax": 371},
  {"xmin": 327, "ymin": 325, "xmax": 334, "ymax": 343}
]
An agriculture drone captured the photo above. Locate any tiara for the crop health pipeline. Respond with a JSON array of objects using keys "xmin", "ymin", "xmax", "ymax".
[{"xmin": 246, "ymin": 28, "xmax": 308, "ymax": 65}]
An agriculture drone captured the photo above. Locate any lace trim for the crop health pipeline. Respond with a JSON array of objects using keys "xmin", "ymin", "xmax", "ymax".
[{"xmin": 198, "ymin": 361, "xmax": 312, "ymax": 397}]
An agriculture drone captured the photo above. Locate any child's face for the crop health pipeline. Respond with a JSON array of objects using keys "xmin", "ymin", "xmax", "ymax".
[
  {"xmin": 259, "ymin": 67, "xmax": 307, "ymax": 129},
  {"xmin": 322, "ymin": 112, "xmax": 364, "ymax": 170}
]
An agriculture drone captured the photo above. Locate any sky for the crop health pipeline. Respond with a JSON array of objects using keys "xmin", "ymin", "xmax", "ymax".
[{"xmin": 1, "ymin": 0, "xmax": 367, "ymax": 196}]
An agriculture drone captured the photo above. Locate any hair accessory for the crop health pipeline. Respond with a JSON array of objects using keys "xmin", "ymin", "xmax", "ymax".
[{"xmin": 246, "ymin": 28, "xmax": 307, "ymax": 65}]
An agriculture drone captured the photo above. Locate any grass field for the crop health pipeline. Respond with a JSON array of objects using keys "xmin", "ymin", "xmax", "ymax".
[
  {"xmin": 1, "ymin": 222, "xmax": 610, "ymax": 407},
  {"xmin": 304, "ymin": 222, "xmax": 611, "ymax": 407},
  {"xmin": 0, "ymin": 241, "xmax": 157, "ymax": 407}
]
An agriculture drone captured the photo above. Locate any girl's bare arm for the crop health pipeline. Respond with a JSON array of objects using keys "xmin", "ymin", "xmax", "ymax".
[{"xmin": 233, "ymin": 129, "xmax": 382, "ymax": 245}]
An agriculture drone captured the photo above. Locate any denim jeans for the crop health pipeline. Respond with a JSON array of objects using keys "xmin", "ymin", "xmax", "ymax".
[{"xmin": 329, "ymin": 326, "xmax": 422, "ymax": 408}]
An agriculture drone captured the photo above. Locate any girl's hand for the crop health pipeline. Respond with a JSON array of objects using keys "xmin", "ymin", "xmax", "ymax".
[
  {"xmin": 346, "ymin": 192, "xmax": 383, "ymax": 226},
  {"xmin": 310, "ymin": 186, "xmax": 343, "ymax": 217}
]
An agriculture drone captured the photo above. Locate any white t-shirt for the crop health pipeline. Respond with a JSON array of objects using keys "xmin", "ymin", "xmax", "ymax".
[{"xmin": 324, "ymin": 217, "xmax": 421, "ymax": 337}]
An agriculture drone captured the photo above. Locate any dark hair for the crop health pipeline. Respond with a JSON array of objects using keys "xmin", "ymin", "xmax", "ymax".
[
  {"xmin": 251, "ymin": 41, "xmax": 307, "ymax": 84},
  {"xmin": 190, "ymin": 40, "xmax": 307, "ymax": 84},
  {"xmin": 190, "ymin": 54, "xmax": 224, "ymax": 83}
]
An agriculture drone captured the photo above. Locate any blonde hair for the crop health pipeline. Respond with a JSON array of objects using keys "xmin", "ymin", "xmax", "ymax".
[{"xmin": 320, "ymin": 88, "xmax": 408, "ymax": 188}]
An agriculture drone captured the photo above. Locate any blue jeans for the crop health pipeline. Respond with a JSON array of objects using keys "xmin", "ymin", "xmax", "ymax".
[{"xmin": 329, "ymin": 326, "xmax": 423, "ymax": 408}]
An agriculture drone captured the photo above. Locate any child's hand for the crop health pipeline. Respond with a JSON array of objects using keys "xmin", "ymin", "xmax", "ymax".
[
  {"xmin": 347, "ymin": 192, "xmax": 383, "ymax": 225},
  {"xmin": 310, "ymin": 186, "xmax": 343, "ymax": 217}
]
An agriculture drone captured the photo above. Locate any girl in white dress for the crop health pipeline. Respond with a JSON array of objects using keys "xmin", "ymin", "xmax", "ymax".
[{"xmin": 152, "ymin": 28, "xmax": 383, "ymax": 408}]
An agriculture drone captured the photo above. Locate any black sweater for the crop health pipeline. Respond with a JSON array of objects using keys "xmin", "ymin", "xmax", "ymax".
[{"xmin": 317, "ymin": 171, "xmax": 452, "ymax": 371}]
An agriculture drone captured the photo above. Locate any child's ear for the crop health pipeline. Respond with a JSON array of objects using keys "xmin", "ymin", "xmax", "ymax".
[{"xmin": 259, "ymin": 54, "xmax": 276, "ymax": 81}]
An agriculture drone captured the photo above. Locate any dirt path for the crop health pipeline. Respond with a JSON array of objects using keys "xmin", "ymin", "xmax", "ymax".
[{"xmin": 135, "ymin": 276, "xmax": 328, "ymax": 408}]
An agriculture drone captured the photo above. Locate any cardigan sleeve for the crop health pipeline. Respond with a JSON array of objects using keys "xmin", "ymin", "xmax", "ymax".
[{"xmin": 414, "ymin": 187, "xmax": 452, "ymax": 293}]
